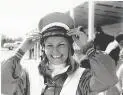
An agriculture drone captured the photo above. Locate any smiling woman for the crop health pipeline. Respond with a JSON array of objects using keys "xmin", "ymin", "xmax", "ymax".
[
  {"xmin": 37, "ymin": 12, "xmax": 118, "ymax": 95},
  {"xmin": 1, "ymin": 12, "xmax": 118, "ymax": 95}
]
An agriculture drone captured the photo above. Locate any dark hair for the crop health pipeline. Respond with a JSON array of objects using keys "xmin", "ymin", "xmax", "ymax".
[
  {"xmin": 109, "ymin": 46, "xmax": 120, "ymax": 64},
  {"xmin": 94, "ymin": 26, "xmax": 114, "ymax": 51},
  {"xmin": 116, "ymin": 34, "xmax": 123, "ymax": 43},
  {"xmin": 80, "ymin": 59, "xmax": 90, "ymax": 69},
  {"xmin": 95, "ymin": 26, "xmax": 104, "ymax": 34}
]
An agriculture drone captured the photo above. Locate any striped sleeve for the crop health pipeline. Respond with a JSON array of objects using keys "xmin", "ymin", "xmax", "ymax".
[
  {"xmin": 1, "ymin": 49, "xmax": 30, "ymax": 95},
  {"xmin": 77, "ymin": 69, "xmax": 92, "ymax": 95}
]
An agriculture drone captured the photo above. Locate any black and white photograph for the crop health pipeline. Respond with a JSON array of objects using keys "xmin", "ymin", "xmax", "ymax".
[{"xmin": 0, "ymin": 0, "xmax": 123, "ymax": 95}]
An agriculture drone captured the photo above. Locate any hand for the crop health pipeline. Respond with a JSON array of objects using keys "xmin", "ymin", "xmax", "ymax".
[
  {"xmin": 67, "ymin": 27, "xmax": 88, "ymax": 50},
  {"xmin": 18, "ymin": 29, "xmax": 41, "ymax": 52}
]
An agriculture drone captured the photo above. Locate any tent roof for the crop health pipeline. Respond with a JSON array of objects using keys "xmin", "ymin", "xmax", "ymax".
[
  {"xmin": 67, "ymin": 1, "xmax": 123, "ymax": 27},
  {"xmin": 66, "ymin": 1, "xmax": 123, "ymax": 36}
]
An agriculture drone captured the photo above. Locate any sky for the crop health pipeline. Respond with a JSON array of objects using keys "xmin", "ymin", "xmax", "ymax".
[{"xmin": 0, "ymin": 0, "xmax": 86, "ymax": 38}]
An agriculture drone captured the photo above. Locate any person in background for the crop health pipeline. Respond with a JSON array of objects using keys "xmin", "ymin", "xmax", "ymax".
[
  {"xmin": 1, "ymin": 12, "xmax": 118, "ymax": 95},
  {"xmin": 115, "ymin": 32, "xmax": 123, "ymax": 95},
  {"xmin": 94, "ymin": 26, "xmax": 114, "ymax": 51},
  {"xmin": 93, "ymin": 26, "xmax": 120, "ymax": 63},
  {"xmin": 104, "ymin": 32, "xmax": 123, "ymax": 95},
  {"xmin": 116, "ymin": 32, "xmax": 123, "ymax": 61}
]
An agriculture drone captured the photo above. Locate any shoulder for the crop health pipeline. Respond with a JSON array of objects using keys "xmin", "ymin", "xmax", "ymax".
[
  {"xmin": 78, "ymin": 69, "xmax": 93, "ymax": 87},
  {"xmin": 1, "ymin": 55, "xmax": 20, "ymax": 70},
  {"xmin": 80, "ymin": 69, "xmax": 92, "ymax": 82},
  {"xmin": 77, "ymin": 69, "xmax": 93, "ymax": 94}
]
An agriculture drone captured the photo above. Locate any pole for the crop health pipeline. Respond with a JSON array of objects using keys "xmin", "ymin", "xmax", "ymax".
[{"xmin": 88, "ymin": 0, "xmax": 95, "ymax": 42}]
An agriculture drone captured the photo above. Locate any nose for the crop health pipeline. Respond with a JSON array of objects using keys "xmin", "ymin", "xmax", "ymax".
[{"xmin": 52, "ymin": 47, "xmax": 60, "ymax": 56}]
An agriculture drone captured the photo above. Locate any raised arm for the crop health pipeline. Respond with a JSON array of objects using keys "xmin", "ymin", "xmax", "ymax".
[
  {"xmin": 1, "ymin": 49, "xmax": 30, "ymax": 95},
  {"xmin": 1, "ymin": 30, "xmax": 40, "ymax": 95},
  {"xmin": 88, "ymin": 49, "xmax": 118, "ymax": 92},
  {"xmin": 67, "ymin": 27, "xmax": 118, "ymax": 93}
]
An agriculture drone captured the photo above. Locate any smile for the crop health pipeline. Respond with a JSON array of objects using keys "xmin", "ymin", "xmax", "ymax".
[{"xmin": 51, "ymin": 55, "xmax": 62, "ymax": 58}]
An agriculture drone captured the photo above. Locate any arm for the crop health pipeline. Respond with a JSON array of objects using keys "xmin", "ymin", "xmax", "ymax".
[
  {"xmin": 1, "ymin": 42, "xmax": 33, "ymax": 95},
  {"xmin": 68, "ymin": 27, "xmax": 118, "ymax": 92},
  {"xmin": 1, "ymin": 30, "xmax": 40, "ymax": 95},
  {"xmin": 1, "ymin": 49, "xmax": 26, "ymax": 94},
  {"xmin": 78, "ymin": 41, "xmax": 118, "ymax": 93},
  {"xmin": 88, "ymin": 49, "xmax": 118, "ymax": 92}
]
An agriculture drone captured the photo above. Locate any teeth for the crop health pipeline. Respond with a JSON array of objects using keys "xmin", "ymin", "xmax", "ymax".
[{"xmin": 52, "ymin": 56, "xmax": 60, "ymax": 58}]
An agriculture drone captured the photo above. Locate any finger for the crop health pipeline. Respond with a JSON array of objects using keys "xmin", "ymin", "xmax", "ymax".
[
  {"xmin": 67, "ymin": 31, "xmax": 82, "ymax": 36},
  {"xmin": 26, "ymin": 29, "xmax": 39, "ymax": 37},
  {"xmin": 68, "ymin": 29, "xmax": 83, "ymax": 34},
  {"xmin": 26, "ymin": 36, "xmax": 40, "ymax": 40},
  {"xmin": 26, "ymin": 31, "xmax": 40, "ymax": 36},
  {"xmin": 72, "ymin": 36, "xmax": 83, "ymax": 47},
  {"xmin": 67, "ymin": 30, "xmax": 77, "ymax": 34},
  {"xmin": 26, "ymin": 32, "xmax": 40, "ymax": 37},
  {"xmin": 26, "ymin": 34, "xmax": 39, "ymax": 38},
  {"xmin": 32, "ymin": 38, "xmax": 40, "ymax": 42},
  {"xmin": 72, "ymin": 36, "xmax": 80, "ymax": 43},
  {"xmin": 26, "ymin": 32, "xmax": 41, "ymax": 38},
  {"xmin": 72, "ymin": 36, "xmax": 78, "ymax": 41},
  {"xmin": 26, "ymin": 35, "xmax": 40, "ymax": 41}
]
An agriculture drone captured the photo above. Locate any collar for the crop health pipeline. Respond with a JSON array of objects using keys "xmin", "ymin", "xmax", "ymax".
[{"xmin": 51, "ymin": 65, "xmax": 70, "ymax": 78}]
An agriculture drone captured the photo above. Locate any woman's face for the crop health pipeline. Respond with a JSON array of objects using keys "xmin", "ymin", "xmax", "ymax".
[{"xmin": 44, "ymin": 36, "xmax": 69, "ymax": 65}]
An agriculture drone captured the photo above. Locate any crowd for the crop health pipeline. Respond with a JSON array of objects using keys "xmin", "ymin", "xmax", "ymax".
[{"xmin": 1, "ymin": 12, "xmax": 123, "ymax": 95}]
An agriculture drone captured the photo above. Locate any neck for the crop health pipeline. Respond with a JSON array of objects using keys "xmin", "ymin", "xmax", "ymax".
[
  {"xmin": 49, "ymin": 63, "xmax": 69, "ymax": 78},
  {"xmin": 49, "ymin": 63, "xmax": 66, "ymax": 70}
]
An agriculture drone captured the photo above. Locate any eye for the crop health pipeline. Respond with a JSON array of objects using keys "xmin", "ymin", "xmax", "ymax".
[
  {"xmin": 58, "ymin": 43, "xmax": 65, "ymax": 47},
  {"xmin": 46, "ymin": 44, "xmax": 53, "ymax": 47}
]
